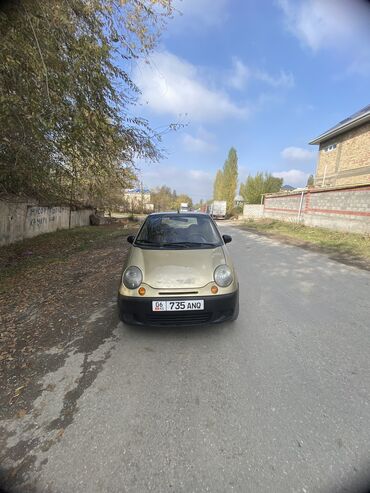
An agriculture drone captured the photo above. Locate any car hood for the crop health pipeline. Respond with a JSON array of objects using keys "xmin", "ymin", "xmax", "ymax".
[{"xmin": 128, "ymin": 246, "xmax": 226, "ymax": 289}]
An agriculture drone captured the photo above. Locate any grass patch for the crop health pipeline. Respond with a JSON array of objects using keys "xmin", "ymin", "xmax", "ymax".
[
  {"xmin": 240, "ymin": 219, "xmax": 370, "ymax": 260},
  {"xmin": 0, "ymin": 223, "xmax": 138, "ymax": 289}
]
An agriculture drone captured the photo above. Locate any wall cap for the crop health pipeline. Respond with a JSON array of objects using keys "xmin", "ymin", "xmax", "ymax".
[{"xmin": 265, "ymin": 182, "xmax": 370, "ymax": 199}]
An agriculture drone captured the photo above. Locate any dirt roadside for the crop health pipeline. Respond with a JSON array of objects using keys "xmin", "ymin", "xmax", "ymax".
[
  {"xmin": 0, "ymin": 224, "xmax": 137, "ymax": 490},
  {"xmin": 236, "ymin": 221, "xmax": 370, "ymax": 272}
]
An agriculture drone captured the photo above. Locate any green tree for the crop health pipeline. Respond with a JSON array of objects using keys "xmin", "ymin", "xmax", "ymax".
[
  {"xmin": 151, "ymin": 186, "xmax": 174, "ymax": 212},
  {"xmin": 306, "ymin": 174, "xmax": 314, "ymax": 188},
  {"xmin": 151, "ymin": 187, "xmax": 193, "ymax": 212},
  {"xmin": 213, "ymin": 170, "xmax": 224, "ymax": 200},
  {"xmin": 240, "ymin": 172, "xmax": 283, "ymax": 204},
  {"xmin": 0, "ymin": 0, "xmax": 174, "ymax": 206},
  {"xmin": 174, "ymin": 194, "xmax": 193, "ymax": 210},
  {"xmin": 212, "ymin": 148, "xmax": 238, "ymax": 212},
  {"xmin": 193, "ymin": 199, "xmax": 207, "ymax": 211},
  {"xmin": 222, "ymin": 147, "xmax": 238, "ymax": 213}
]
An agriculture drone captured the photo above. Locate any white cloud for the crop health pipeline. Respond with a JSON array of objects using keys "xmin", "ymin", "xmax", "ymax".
[
  {"xmin": 227, "ymin": 58, "xmax": 294, "ymax": 90},
  {"xmin": 273, "ymin": 169, "xmax": 309, "ymax": 186},
  {"xmin": 228, "ymin": 57, "xmax": 251, "ymax": 90},
  {"xmin": 141, "ymin": 163, "xmax": 213, "ymax": 201},
  {"xmin": 183, "ymin": 128, "xmax": 217, "ymax": 153},
  {"xmin": 189, "ymin": 169, "xmax": 213, "ymax": 181},
  {"xmin": 172, "ymin": 0, "xmax": 228, "ymax": 28},
  {"xmin": 254, "ymin": 69, "xmax": 295, "ymax": 88},
  {"xmin": 281, "ymin": 146, "xmax": 314, "ymax": 161},
  {"xmin": 135, "ymin": 51, "xmax": 248, "ymax": 122},
  {"xmin": 277, "ymin": 0, "xmax": 370, "ymax": 74}
]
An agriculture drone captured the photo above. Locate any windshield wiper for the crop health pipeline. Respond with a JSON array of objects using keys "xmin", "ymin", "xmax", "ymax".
[
  {"xmin": 160, "ymin": 242, "xmax": 218, "ymax": 248},
  {"xmin": 135, "ymin": 239, "xmax": 162, "ymax": 247},
  {"xmin": 135, "ymin": 240, "xmax": 219, "ymax": 248},
  {"xmin": 197, "ymin": 242, "xmax": 219, "ymax": 247}
]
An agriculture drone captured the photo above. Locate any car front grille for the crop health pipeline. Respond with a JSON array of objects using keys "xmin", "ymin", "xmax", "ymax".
[
  {"xmin": 158, "ymin": 291, "xmax": 199, "ymax": 295},
  {"xmin": 146, "ymin": 311, "xmax": 212, "ymax": 326}
]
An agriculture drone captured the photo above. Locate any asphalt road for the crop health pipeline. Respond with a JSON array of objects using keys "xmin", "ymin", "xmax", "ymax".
[{"xmin": 5, "ymin": 225, "xmax": 370, "ymax": 493}]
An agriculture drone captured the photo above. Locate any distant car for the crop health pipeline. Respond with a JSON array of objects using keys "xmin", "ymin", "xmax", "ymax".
[{"xmin": 118, "ymin": 212, "xmax": 239, "ymax": 326}]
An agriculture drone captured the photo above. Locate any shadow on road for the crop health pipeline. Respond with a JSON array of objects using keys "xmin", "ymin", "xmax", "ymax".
[{"xmin": 120, "ymin": 320, "xmax": 236, "ymax": 340}]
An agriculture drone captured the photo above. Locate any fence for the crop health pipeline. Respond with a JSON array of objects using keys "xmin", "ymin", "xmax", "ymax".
[
  {"xmin": 242, "ymin": 204, "xmax": 264, "ymax": 219},
  {"xmin": 242, "ymin": 184, "xmax": 370, "ymax": 234},
  {"xmin": 0, "ymin": 198, "xmax": 93, "ymax": 246}
]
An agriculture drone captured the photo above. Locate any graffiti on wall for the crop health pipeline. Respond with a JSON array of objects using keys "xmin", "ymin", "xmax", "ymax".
[
  {"xmin": 1, "ymin": 200, "xmax": 92, "ymax": 246},
  {"xmin": 28, "ymin": 206, "xmax": 66, "ymax": 228}
]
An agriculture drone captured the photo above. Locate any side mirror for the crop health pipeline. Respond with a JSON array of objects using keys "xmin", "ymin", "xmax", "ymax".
[
  {"xmin": 127, "ymin": 235, "xmax": 135, "ymax": 244},
  {"xmin": 222, "ymin": 234, "xmax": 232, "ymax": 244}
]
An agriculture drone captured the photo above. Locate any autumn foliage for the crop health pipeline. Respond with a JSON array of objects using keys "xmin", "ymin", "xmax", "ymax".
[{"xmin": 0, "ymin": 0, "xmax": 173, "ymax": 207}]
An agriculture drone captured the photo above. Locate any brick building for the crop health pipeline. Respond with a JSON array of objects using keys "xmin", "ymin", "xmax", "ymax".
[{"xmin": 309, "ymin": 104, "xmax": 370, "ymax": 187}]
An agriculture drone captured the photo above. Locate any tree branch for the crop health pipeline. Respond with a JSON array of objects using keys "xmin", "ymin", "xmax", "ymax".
[{"xmin": 23, "ymin": 5, "xmax": 52, "ymax": 105}]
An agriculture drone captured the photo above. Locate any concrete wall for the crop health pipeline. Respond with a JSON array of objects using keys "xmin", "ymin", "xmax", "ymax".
[
  {"xmin": 242, "ymin": 204, "xmax": 264, "ymax": 219},
  {"xmin": 261, "ymin": 185, "xmax": 370, "ymax": 233},
  {"xmin": 0, "ymin": 199, "xmax": 92, "ymax": 246},
  {"xmin": 315, "ymin": 123, "xmax": 370, "ymax": 187}
]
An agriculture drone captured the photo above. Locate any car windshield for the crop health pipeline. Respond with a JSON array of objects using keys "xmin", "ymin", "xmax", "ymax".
[{"xmin": 135, "ymin": 214, "xmax": 222, "ymax": 248}]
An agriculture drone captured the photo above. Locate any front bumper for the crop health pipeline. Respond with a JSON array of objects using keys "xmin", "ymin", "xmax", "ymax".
[{"xmin": 118, "ymin": 291, "xmax": 238, "ymax": 326}]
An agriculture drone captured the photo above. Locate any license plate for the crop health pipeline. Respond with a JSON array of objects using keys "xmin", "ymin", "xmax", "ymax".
[{"xmin": 152, "ymin": 300, "xmax": 204, "ymax": 312}]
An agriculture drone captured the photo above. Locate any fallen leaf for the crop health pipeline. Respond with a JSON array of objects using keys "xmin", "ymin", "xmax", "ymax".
[
  {"xmin": 17, "ymin": 409, "xmax": 27, "ymax": 418},
  {"xmin": 56, "ymin": 428, "xmax": 64, "ymax": 439}
]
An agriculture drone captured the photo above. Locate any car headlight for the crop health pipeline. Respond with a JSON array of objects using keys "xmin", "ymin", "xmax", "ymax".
[
  {"xmin": 214, "ymin": 264, "xmax": 233, "ymax": 287},
  {"xmin": 122, "ymin": 266, "xmax": 143, "ymax": 289}
]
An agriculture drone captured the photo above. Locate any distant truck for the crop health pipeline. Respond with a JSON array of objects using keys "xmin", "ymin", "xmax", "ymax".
[
  {"xmin": 210, "ymin": 200, "xmax": 227, "ymax": 219},
  {"xmin": 179, "ymin": 202, "xmax": 189, "ymax": 213}
]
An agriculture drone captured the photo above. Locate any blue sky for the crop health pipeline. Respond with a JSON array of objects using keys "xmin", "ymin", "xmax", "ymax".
[{"xmin": 133, "ymin": 0, "xmax": 370, "ymax": 202}]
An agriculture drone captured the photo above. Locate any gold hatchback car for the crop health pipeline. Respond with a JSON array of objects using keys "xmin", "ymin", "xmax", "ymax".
[{"xmin": 118, "ymin": 212, "xmax": 239, "ymax": 326}]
